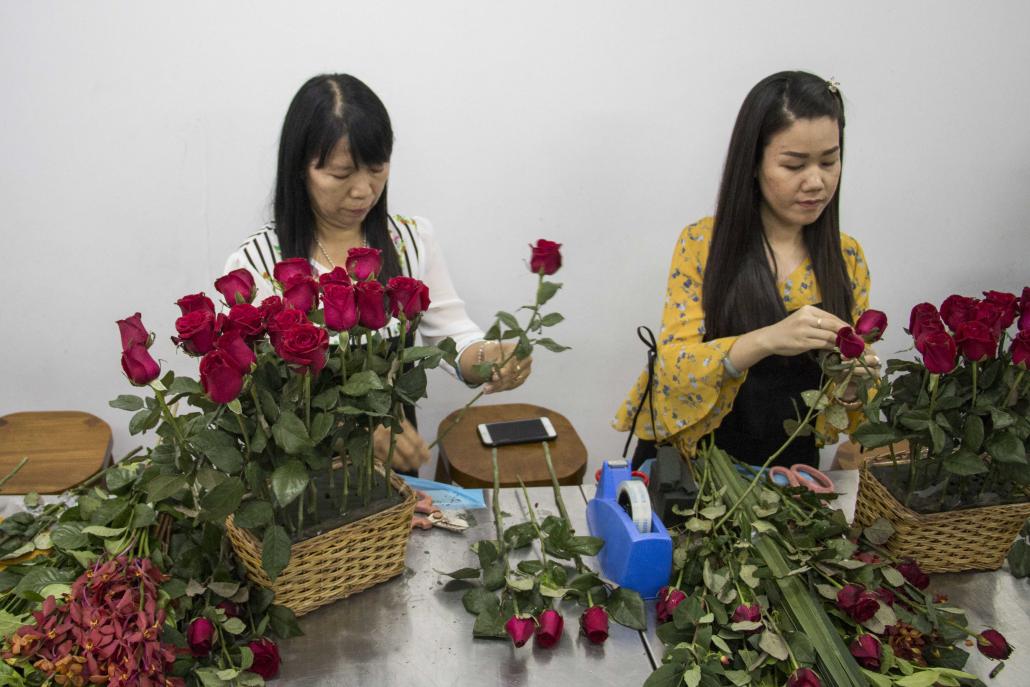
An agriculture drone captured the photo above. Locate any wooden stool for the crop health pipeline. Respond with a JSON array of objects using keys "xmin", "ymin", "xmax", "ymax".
[
  {"xmin": 434, "ymin": 403, "xmax": 587, "ymax": 488},
  {"xmin": 0, "ymin": 411, "xmax": 113, "ymax": 494}
]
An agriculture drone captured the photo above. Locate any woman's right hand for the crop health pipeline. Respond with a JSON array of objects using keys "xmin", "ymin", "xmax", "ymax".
[
  {"xmin": 758, "ymin": 305, "xmax": 850, "ymax": 357},
  {"xmin": 373, "ymin": 418, "xmax": 431, "ymax": 472}
]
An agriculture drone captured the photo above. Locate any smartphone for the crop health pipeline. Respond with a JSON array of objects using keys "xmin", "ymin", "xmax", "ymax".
[{"xmin": 477, "ymin": 417, "xmax": 557, "ymax": 447}]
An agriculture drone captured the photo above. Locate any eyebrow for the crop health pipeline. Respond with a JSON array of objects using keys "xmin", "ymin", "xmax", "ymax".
[{"xmin": 781, "ymin": 146, "xmax": 840, "ymax": 159}]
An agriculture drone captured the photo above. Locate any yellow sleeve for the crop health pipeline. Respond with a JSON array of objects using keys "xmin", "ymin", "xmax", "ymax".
[
  {"xmin": 841, "ymin": 233, "xmax": 871, "ymax": 322},
  {"xmin": 613, "ymin": 218, "xmax": 747, "ymax": 456}
]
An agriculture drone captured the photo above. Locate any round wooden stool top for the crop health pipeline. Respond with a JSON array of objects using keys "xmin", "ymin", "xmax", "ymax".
[
  {"xmin": 434, "ymin": 403, "xmax": 587, "ymax": 488},
  {"xmin": 0, "ymin": 411, "xmax": 113, "ymax": 494}
]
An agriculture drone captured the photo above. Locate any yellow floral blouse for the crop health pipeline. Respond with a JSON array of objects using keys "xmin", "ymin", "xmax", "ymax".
[{"xmin": 613, "ymin": 216, "xmax": 871, "ymax": 456}]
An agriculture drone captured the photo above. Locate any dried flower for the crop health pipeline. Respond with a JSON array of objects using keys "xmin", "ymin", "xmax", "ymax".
[
  {"xmin": 976, "ymin": 629, "xmax": 1012, "ymax": 660},
  {"xmin": 896, "ymin": 560, "xmax": 930, "ymax": 590}
]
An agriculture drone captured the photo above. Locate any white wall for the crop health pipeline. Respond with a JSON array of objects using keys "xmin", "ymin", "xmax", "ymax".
[{"xmin": 2, "ymin": 1, "xmax": 1029, "ymax": 477}]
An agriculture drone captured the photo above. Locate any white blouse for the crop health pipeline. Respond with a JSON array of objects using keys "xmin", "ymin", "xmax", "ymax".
[{"xmin": 223, "ymin": 214, "xmax": 484, "ymax": 379}]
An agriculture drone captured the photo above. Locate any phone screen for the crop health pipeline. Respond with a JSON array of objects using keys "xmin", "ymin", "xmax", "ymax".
[{"xmin": 481, "ymin": 418, "xmax": 555, "ymax": 446}]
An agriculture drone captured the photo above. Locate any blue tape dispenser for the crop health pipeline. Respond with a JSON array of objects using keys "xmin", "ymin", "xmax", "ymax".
[{"xmin": 586, "ymin": 459, "xmax": 672, "ymax": 599}]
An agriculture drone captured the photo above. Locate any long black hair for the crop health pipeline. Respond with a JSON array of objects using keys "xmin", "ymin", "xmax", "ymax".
[
  {"xmin": 273, "ymin": 74, "xmax": 402, "ymax": 282},
  {"xmin": 703, "ymin": 71, "xmax": 852, "ymax": 341}
]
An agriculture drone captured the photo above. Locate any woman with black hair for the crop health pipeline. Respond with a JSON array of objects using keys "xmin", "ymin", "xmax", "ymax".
[
  {"xmin": 615, "ymin": 71, "xmax": 877, "ymax": 469},
  {"xmin": 226, "ymin": 74, "xmax": 530, "ymax": 472}
]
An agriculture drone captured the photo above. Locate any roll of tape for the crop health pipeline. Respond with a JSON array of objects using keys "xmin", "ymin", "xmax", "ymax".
[{"xmin": 616, "ymin": 479, "xmax": 652, "ymax": 534}]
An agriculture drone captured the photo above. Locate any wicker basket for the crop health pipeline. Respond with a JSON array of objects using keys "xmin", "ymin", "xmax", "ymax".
[
  {"xmin": 855, "ymin": 461, "xmax": 1030, "ymax": 573},
  {"xmin": 225, "ymin": 471, "xmax": 415, "ymax": 616}
]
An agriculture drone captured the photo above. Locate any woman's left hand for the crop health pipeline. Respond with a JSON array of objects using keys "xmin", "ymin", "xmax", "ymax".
[{"xmin": 485, "ymin": 341, "xmax": 532, "ymax": 394}]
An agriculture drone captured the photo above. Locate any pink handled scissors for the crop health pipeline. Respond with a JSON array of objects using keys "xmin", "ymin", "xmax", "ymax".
[{"xmin": 768, "ymin": 464, "xmax": 835, "ymax": 494}]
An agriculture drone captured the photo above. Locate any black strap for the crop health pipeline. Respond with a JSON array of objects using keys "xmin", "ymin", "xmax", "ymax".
[{"xmin": 622, "ymin": 326, "xmax": 659, "ymax": 458}]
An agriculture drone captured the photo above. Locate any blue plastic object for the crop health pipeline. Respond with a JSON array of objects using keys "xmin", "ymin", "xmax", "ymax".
[
  {"xmin": 398, "ymin": 475, "xmax": 486, "ymax": 510},
  {"xmin": 586, "ymin": 460, "xmax": 672, "ymax": 599}
]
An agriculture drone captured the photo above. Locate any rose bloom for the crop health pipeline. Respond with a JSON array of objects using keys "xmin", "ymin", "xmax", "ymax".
[
  {"xmin": 274, "ymin": 322, "xmax": 329, "ymax": 375},
  {"xmin": 1018, "ymin": 286, "xmax": 1030, "ymax": 332},
  {"xmin": 504, "ymin": 616, "xmax": 535, "ymax": 648},
  {"xmin": 346, "ymin": 247, "xmax": 383, "ymax": 281},
  {"xmin": 908, "ymin": 302, "xmax": 943, "ymax": 339},
  {"xmin": 1011, "ymin": 330, "xmax": 1030, "ymax": 368},
  {"xmin": 915, "ymin": 330, "xmax": 957, "ymax": 374},
  {"xmin": 973, "ymin": 300, "xmax": 1007, "ymax": 337},
  {"xmin": 387, "ymin": 276, "xmax": 431, "ymax": 320},
  {"xmin": 850, "ymin": 634, "xmax": 882, "ymax": 670},
  {"xmin": 266, "ymin": 308, "xmax": 309, "ymax": 349},
  {"xmin": 954, "ymin": 320, "xmax": 998, "ymax": 362},
  {"xmin": 580, "ymin": 606, "xmax": 609, "ymax": 644},
  {"xmin": 214, "ymin": 268, "xmax": 256, "ymax": 305},
  {"xmin": 121, "ymin": 344, "xmax": 161, "ymax": 386},
  {"xmin": 836, "ymin": 584, "xmax": 879, "ymax": 623},
  {"xmin": 215, "ymin": 331, "xmax": 256, "ymax": 374},
  {"xmin": 731, "ymin": 603, "xmax": 762, "ymax": 634},
  {"xmin": 282, "ymin": 274, "xmax": 320, "ymax": 313},
  {"xmin": 535, "ymin": 609, "xmax": 564, "ymax": 649},
  {"xmin": 224, "ymin": 303, "xmax": 265, "ymax": 342},
  {"xmin": 836, "ymin": 326, "xmax": 866, "ymax": 359},
  {"xmin": 656, "ymin": 586, "xmax": 687, "ymax": 624},
  {"xmin": 356, "ymin": 280, "xmax": 389, "ymax": 330},
  {"xmin": 258, "ymin": 295, "xmax": 286, "ymax": 323},
  {"xmin": 176, "ymin": 292, "xmax": 215, "ymax": 315},
  {"xmin": 174, "ymin": 310, "xmax": 218, "ymax": 355},
  {"xmin": 854, "ymin": 309, "xmax": 887, "ymax": 343},
  {"xmin": 319, "ymin": 266, "xmax": 352, "ymax": 288},
  {"xmin": 187, "ymin": 618, "xmax": 215, "ymax": 657},
  {"xmin": 939, "ymin": 294, "xmax": 979, "ymax": 332},
  {"xmin": 200, "ymin": 349, "xmax": 246, "ymax": 403},
  {"xmin": 322, "ymin": 284, "xmax": 359, "ymax": 332},
  {"xmin": 977, "ymin": 628, "xmax": 1012, "ymax": 660},
  {"xmin": 247, "ymin": 637, "xmax": 281, "ymax": 679},
  {"xmin": 529, "ymin": 239, "xmax": 562, "ymax": 276},
  {"xmin": 982, "ymin": 290, "xmax": 1019, "ymax": 331},
  {"xmin": 787, "ymin": 667, "xmax": 821, "ymax": 687},
  {"xmin": 273, "ymin": 257, "xmax": 314, "ymax": 284},
  {"xmin": 117, "ymin": 312, "xmax": 149, "ymax": 351}
]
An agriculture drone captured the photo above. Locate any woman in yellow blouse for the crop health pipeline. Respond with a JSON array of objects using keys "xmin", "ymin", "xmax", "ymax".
[{"xmin": 615, "ymin": 71, "xmax": 876, "ymax": 468}]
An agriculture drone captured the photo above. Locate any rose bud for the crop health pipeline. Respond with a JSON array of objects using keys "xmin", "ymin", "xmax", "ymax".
[
  {"xmin": 940, "ymin": 295, "xmax": 979, "ymax": 332},
  {"xmin": 176, "ymin": 292, "xmax": 215, "ymax": 315},
  {"xmin": 322, "ymin": 284, "xmax": 359, "ymax": 332},
  {"xmin": 215, "ymin": 601, "xmax": 240, "ymax": 618},
  {"xmin": 720, "ymin": 655, "xmax": 731, "ymax": 667},
  {"xmin": 223, "ymin": 303, "xmax": 265, "ymax": 342},
  {"xmin": 1019, "ymin": 287, "xmax": 1030, "ymax": 332},
  {"xmin": 983, "ymin": 290, "xmax": 1019, "ymax": 331},
  {"xmin": 346, "ymin": 247, "xmax": 383, "ymax": 281},
  {"xmin": 915, "ymin": 330, "xmax": 957, "ymax": 374},
  {"xmin": 1011, "ymin": 330, "xmax": 1030, "ymax": 368},
  {"xmin": 787, "ymin": 667, "xmax": 822, "ymax": 687},
  {"xmin": 121, "ymin": 344, "xmax": 161, "ymax": 386},
  {"xmin": 215, "ymin": 330, "xmax": 256, "ymax": 374},
  {"xmin": 200, "ymin": 349, "xmax": 246, "ymax": 403},
  {"xmin": 504, "ymin": 616, "xmax": 535, "ymax": 648},
  {"xmin": 356, "ymin": 280, "xmax": 389, "ymax": 330},
  {"xmin": 535, "ymin": 609, "xmax": 564, "ymax": 649},
  {"xmin": 849, "ymin": 635, "xmax": 882, "ymax": 670},
  {"xmin": 272, "ymin": 257, "xmax": 314, "ymax": 284},
  {"xmin": 955, "ymin": 320, "xmax": 998, "ymax": 362},
  {"xmin": 854, "ymin": 310, "xmax": 888, "ymax": 343},
  {"xmin": 117, "ymin": 313, "xmax": 149, "ymax": 351},
  {"xmin": 282, "ymin": 274, "xmax": 319, "ymax": 313},
  {"xmin": 387, "ymin": 276, "xmax": 431, "ymax": 320},
  {"xmin": 976, "ymin": 628, "xmax": 1012, "ymax": 660},
  {"xmin": 656, "ymin": 587, "xmax": 687, "ymax": 624},
  {"xmin": 529, "ymin": 239, "xmax": 562, "ymax": 276},
  {"xmin": 214, "ymin": 268, "xmax": 256, "ymax": 305},
  {"xmin": 836, "ymin": 584, "xmax": 879, "ymax": 623},
  {"xmin": 247, "ymin": 637, "xmax": 281, "ymax": 679},
  {"xmin": 908, "ymin": 302, "xmax": 943, "ymax": 339},
  {"xmin": 258, "ymin": 295, "xmax": 286, "ymax": 323},
  {"xmin": 186, "ymin": 618, "xmax": 215, "ymax": 657},
  {"xmin": 731, "ymin": 603, "xmax": 763, "ymax": 634},
  {"xmin": 579, "ymin": 606, "xmax": 609, "ymax": 644},
  {"xmin": 274, "ymin": 322, "xmax": 329, "ymax": 376},
  {"xmin": 266, "ymin": 308, "xmax": 309, "ymax": 349},
  {"xmin": 836, "ymin": 326, "xmax": 866, "ymax": 359},
  {"xmin": 173, "ymin": 310, "xmax": 218, "ymax": 355},
  {"xmin": 319, "ymin": 266, "xmax": 352, "ymax": 288},
  {"xmin": 896, "ymin": 560, "xmax": 930, "ymax": 590}
]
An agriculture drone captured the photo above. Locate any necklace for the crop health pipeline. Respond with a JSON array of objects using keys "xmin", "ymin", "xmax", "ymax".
[{"xmin": 315, "ymin": 233, "xmax": 368, "ymax": 269}]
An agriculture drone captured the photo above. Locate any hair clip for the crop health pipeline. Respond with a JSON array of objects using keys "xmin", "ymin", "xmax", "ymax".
[{"xmin": 826, "ymin": 77, "xmax": 841, "ymax": 94}]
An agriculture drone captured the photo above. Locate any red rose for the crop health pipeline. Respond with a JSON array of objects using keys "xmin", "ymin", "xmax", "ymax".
[
  {"xmin": 974, "ymin": 300, "xmax": 1007, "ymax": 337},
  {"xmin": 1019, "ymin": 287, "xmax": 1030, "ymax": 331},
  {"xmin": 215, "ymin": 331, "xmax": 256, "ymax": 374},
  {"xmin": 282, "ymin": 274, "xmax": 319, "ymax": 313},
  {"xmin": 853, "ymin": 551, "xmax": 881, "ymax": 564},
  {"xmin": 121, "ymin": 344, "xmax": 161, "ymax": 386},
  {"xmin": 874, "ymin": 587, "xmax": 895, "ymax": 608},
  {"xmin": 274, "ymin": 322, "xmax": 329, "ymax": 375},
  {"xmin": 387, "ymin": 276, "xmax": 431, "ymax": 320},
  {"xmin": 908, "ymin": 303, "xmax": 943, "ymax": 340},
  {"xmin": 187, "ymin": 618, "xmax": 215, "ymax": 657},
  {"xmin": 955, "ymin": 320, "xmax": 998, "ymax": 362},
  {"xmin": 356, "ymin": 280, "xmax": 389, "ymax": 330},
  {"xmin": 247, "ymin": 637, "xmax": 281, "ymax": 679},
  {"xmin": 174, "ymin": 310, "xmax": 217, "ymax": 355},
  {"xmin": 224, "ymin": 303, "xmax": 265, "ymax": 342},
  {"xmin": 896, "ymin": 560, "xmax": 930, "ymax": 590},
  {"xmin": 200, "ymin": 349, "xmax": 246, "ymax": 403},
  {"xmin": 983, "ymin": 290, "xmax": 1018, "ymax": 331},
  {"xmin": 215, "ymin": 601, "xmax": 240, "ymax": 618},
  {"xmin": 915, "ymin": 330, "xmax": 957, "ymax": 374},
  {"xmin": 731, "ymin": 603, "xmax": 762, "ymax": 634},
  {"xmin": 1012, "ymin": 330, "xmax": 1030, "ymax": 368},
  {"xmin": 319, "ymin": 266, "xmax": 352, "ymax": 288},
  {"xmin": 530, "ymin": 239, "xmax": 562, "ymax": 276},
  {"xmin": 940, "ymin": 295, "xmax": 979, "ymax": 331},
  {"xmin": 854, "ymin": 309, "xmax": 887, "ymax": 343},
  {"xmin": 322, "ymin": 284, "xmax": 358, "ymax": 332},
  {"xmin": 836, "ymin": 326, "xmax": 866, "ymax": 359},
  {"xmin": 267, "ymin": 308, "xmax": 309, "ymax": 349},
  {"xmin": 117, "ymin": 312, "xmax": 149, "ymax": 351},
  {"xmin": 504, "ymin": 616, "xmax": 534, "ymax": 648},
  {"xmin": 346, "ymin": 247, "xmax": 383, "ymax": 281},
  {"xmin": 849, "ymin": 634, "xmax": 882, "ymax": 670},
  {"xmin": 273, "ymin": 257, "xmax": 313, "ymax": 284},
  {"xmin": 787, "ymin": 667, "xmax": 822, "ymax": 687},
  {"xmin": 176, "ymin": 292, "xmax": 215, "ymax": 315},
  {"xmin": 656, "ymin": 586, "xmax": 687, "ymax": 624},
  {"xmin": 214, "ymin": 268, "xmax": 256, "ymax": 305},
  {"xmin": 535, "ymin": 609, "xmax": 564, "ymax": 649},
  {"xmin": 579, "ymin": 606, "xmax": 609, "ymax": 644},
  {"xmin": 258, "ymin": 295, "xmax": 286, "ymax": 324},
  {"xmin": 976, "ymin": 628, "xmax": 1012, "ymax": 660},
  {"xmin": 836, "ymin": 584, "xmax": 879, "ymax": 623}
]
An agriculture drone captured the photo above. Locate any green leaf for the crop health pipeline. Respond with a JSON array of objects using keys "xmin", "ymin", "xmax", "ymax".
[
  {"xmin": 861, "ymin": 669, "xmax": 893, "ymax": 687},
  {"xmin": 853, "ymin": 422, "xmax": 903, "ymax": 449},
  {"xmin": 801, "ymin": 389, "xmax": 829, "ymax": 410},
  {"xmin": 540, "ymin": 312, "xmax": 565, "ymax": 327},
  {"xmin": 311, "ymin": 387, "xmax": 340, "ymax": 410},
  {"xmin": 130, "ymin": 504, "xmax": 157, "ymax": 529},
  {"xmin": 785, "ymin": 631, "xmax": 816, "ymax": 665},
  {"xmin": 495, "ymin": 310, "xmax": 522, "ymax": 332},
  {"xmin": 146, "ymin": 474, "xmax": 188, "ymax": 502},
  {"xmin": 605, "ymin": 587, "xmax": 646, "ymax": 630},
  {"xmin": 518, "ymin": 560, "xmax": 544, "ymax": 576},
  {"xmin": 261, "ymin": 526, "xmax": 291, "ymax": 581},
  {"xmin": 863, "ymin": 517, "xmax": 895, "ymax": 546},
  {"xmin": 82, "ymin": 525, "xmax": 127, "ymax": 538},
  {"xmin": 222, "ymin": 617, "xmax": 246, "ymax": 635},
  {"xmin": 723, "ymin": 670, "xmax": 752, "ymax": 687},
  {"xmin": 739, "ymin": 564, "xmax": 760, "ymax": 588},
  {"xmin": 209, "ymin": 581, "xmax": 240, "ymax": 598},
  {"xmin": 51, "ymin": 523, "xmax": 88, "ymax": 551},
  {"xmin": 110, "ymin": 394, "xmax": 144, "ymax": 411},
  {"xmin": 683, "ymin": 664, "xmax": 702, "ymax": 687},
  {"xmin": 758, "ymin": 630, "xmax": 789, "ymax": 661},
  {"xmin": 503, "ymin": 522, "xmax": 537, "ymax": 549},
  {"xmin": 826, "ymin": 403, "xmax": 850, "ymax": 431},
  {"xmin": 13, "ymin": 567, "xmax": 75, "ymax": 600},
  {"xmin": 927, "ymin": 421, "xmax": 946, "ymax": 455},
  {"xmin": 882, "ymin": 566, "xmax": 905, "ymax": 587},
  {"xmin": 234, "ymin": 500, "xmax": 274, "ymax": 529},
  {"xmin": 894, "ymin": 671, "xmax": 942, "ymax": 687},
  {"xmin": 986, "ymin": 431, "xmax": 1026, "ymax": 464},
  {"xmin": 482, "ymin": 562, "xmax": 505, "ymax": 591},
  {"xmin": 268, "ymin": 603, "xmax": 303, "ymax": 638},
  {"xmin": 438, "ymin": 567, "xmax": 480, "ymax": 580},
  {"xmin": 394, "ymin": 366, "xmax": 428, "ymax": 405},
  {"xmin": 199, "ymin": 478, "xmax": 246, "ymax": 522},
  {"xmin": 535, "ymin": 337, "xmax": 570, "ymax": 353},
  {"xmin": 168, "ymin": 376, "xmax": 204, "ymax": 395},
  {"xmin": 462, "ymin": 587, "xmax": 497, "ymax": 616},
  {"xmin": 309, "ymin": 412, "xmax": 334, "ymax": 444},
  {"xmin": 129, "ymin": 407, "xmax": 160, "ymax": 435},
  {"xmin": 644, "ymin": 663, "xmax": 687, "ymax": 687},
  {"xmin": 963, "ymin": 415, "xmax": 985, "ymax": 452},
  {"xmin": 506, "ymin": 573, "xmax": 535, "ymax": 592},
  {"xmin": 699, "ymin": 503, "xmax": 726, "ymax": 520},
  {"xmin": 271, "ymin": 461, "xmax": 309, "ymax": 507},
  {"xmin": 474, "ymin": 540, "xmax": 498, "ymax": 568},
  {"xmin": 943, "ymin": 447, "xmax": 988, "ymax": 476},
  {"xmin": 472, "ymin": 602, "xmax": 506, "ymax": 639},
  {"xmin": 400, "ymin": 345, "xmax": 443, "ymax": 363},
  {"xmin": 271, "ymin": 412, "xmax": 312, "ymax": 454},
  {"xmin": 564, "ymin": 535, "xmax": 604, "ymax": 556},
  {"xmin": 341, "ymin": 370, "xmax": 384, "ymax": 396},
  {"xmin": 536, "ymin": 280, "xmax": 562, "ymax": 306}
]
